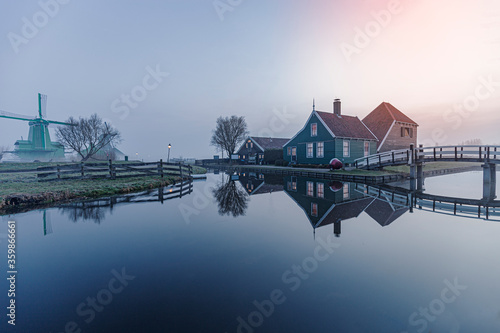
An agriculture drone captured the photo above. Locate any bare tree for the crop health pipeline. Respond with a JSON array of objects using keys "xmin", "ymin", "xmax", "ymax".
[
  {"xmin": 210, "ymin": 116, "xmax": 248, "ymax": 159},
  {"xmin": 56, "ymin": 114, "xmax": 121, "ymax": 161}
]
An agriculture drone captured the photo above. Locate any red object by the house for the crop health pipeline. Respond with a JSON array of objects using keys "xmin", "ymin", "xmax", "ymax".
[
  {"xmin": 329, "ymin": 181, "xmax": 344, "ymax": 192},
  {"xmin": 329, "ymin": 158, "xmax": 343, "ymax": 170}
]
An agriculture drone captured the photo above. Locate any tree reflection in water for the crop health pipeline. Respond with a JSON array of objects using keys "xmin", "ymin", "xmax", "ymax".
[
  {"xmin": 212, "ymin": 175, "xmax": 249, "ymax": 217},
  {"xmin": 59, "ymin": 203, "xmax": 107, "ymax": 224}
]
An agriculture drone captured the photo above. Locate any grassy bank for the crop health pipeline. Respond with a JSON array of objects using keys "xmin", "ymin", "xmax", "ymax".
[{"xmin": 0, "ymin": 163, "xmax": 206, "ymax": 212}]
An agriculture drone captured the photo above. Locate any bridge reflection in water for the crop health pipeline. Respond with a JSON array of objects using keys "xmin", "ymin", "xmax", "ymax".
[{"xmin": 29, "ymin": 170, "xmax": 499, "ymax": 237}]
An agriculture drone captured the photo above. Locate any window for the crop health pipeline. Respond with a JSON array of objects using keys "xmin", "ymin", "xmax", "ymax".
[
  {"xmin": 306, "ymin": 181, "xmax": 314, "ymax": 196},
  {"xmin": 311, "ymin": 203, "xmax": 318, "ymax": 217},
  {"xmin": 246, "ymin": 143, "xmax": 248, "ymax": 148},
  {"xmin": 317, "ymin": 183, "xmax": 324, "ymax": 198},
  {"xmin": 364, "ymin": 141, "xmax": 370, "ymax": 157},
  {"xmin": 251, "ymin": 142, "xmax": 253, "ymax": 148},
  {"xmin": 343, "ymin": 140, "xmax": 350, "ymax": 157},
  {"xmin": 401, "ymin": 127, "xmax": 413, "ymax": 138},
  {"xmin": 317, "ymin": 142, "xmax": 324, "ymax": 158},
  {"xmin": 311, "ymin": 123, "xmax": 317, "ymax": 137},
  {"xmin": 291, "ymin": 176, "xmax": 297, "ymax": 191},
  {"xmin": 307, "ymin": 143, "xmax": 314, "ymax": 158},
  {"xmin": 287, "ymin": 147, "xmax": 291, "ymax": 156},
  {"xmin": 343, "ymin": 183, "xmax": 350, "ymax": 199}
]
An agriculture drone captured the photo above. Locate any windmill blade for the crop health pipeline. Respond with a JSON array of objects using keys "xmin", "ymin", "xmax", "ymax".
[
  {"xmin": 0, "ymin": 109, "xmax": 36, "ymax": 122},
  {"xmin": 39, "ymin": 93, "xmax": 47, "ymax": 118},
  {"xmin": 46, "ymin": 119, "xmax": 76, "ymax": 126}
]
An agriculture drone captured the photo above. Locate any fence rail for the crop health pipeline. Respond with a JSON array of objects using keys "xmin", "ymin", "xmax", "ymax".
[
  {"xmin": 0, "ymin": 160, "xmax": 193, "ymax": 182},
  {"xmin": 355, "ymin": 145, "xmax": 500, "ymax": 169}
]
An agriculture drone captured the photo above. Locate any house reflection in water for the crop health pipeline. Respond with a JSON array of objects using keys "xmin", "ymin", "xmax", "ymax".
[
  {"xmin": 237, "ymin": 172, "xmax": 284, "ymax": 195},
  {"xmin": 283, "ymin": 176, "xmax": 408, "ymax": 236}
]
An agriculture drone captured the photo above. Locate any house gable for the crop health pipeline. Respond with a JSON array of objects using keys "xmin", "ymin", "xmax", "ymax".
[{"xmin": 363, "ymin": 102, "xmax": 418, "ymax": 152}]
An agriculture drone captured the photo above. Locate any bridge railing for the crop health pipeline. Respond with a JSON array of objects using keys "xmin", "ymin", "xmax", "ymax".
[
  {"xmin": 356, "ymin": 145, "xmax": 500, "ymax": 169},
  {"xmin": 416, "ymin": 145, "xmax": 500, "ymax": 162},
  {"xmin": 354, "ymin": 148, "xmax": 411, "ymax": 169}
]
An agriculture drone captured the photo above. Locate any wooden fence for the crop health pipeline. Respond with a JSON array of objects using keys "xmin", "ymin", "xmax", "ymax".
[{"xmin": 0, "ymin": 160, "xmax": 193, "ymax": 182}]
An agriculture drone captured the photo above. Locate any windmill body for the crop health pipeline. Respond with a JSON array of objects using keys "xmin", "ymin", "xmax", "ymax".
[{"xmin": 0, "ymin": 93, "xmax": 72, "ymax": 162}]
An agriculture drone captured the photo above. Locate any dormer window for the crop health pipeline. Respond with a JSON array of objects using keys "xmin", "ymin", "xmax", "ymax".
[{"xmin": 311, "ymin": 123, "xmax": 317, "ymax": 137}]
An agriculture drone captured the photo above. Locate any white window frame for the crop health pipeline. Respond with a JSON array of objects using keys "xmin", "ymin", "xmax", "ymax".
[
  {"xmin": 306, "ymin": 181, "xmax": 314, "ymax": 197},
  {"xmin": 343, "ymin": 140, "xmax": 350, "ymax": 157},
  {"xmin": 364, "ymin": 141, "xmax": 370, "ymax": 157},
  {"xmin": 311, "ymin": 123, "xmax": 317, "ymax": 137},
  {"xmin": 317, "ymin": 142, "xmax": 324, "ymax": 158},
  {"xmin": 311, "ymin": 203, "xmax": 318, "ymax": 217},
  {"xmin": 317, "ymin": 182, "xmax": 324, "ymax": 198},
  {"xmin": 343, "ymin": 183, "xmax": 350, "ymax": 199},
  {"xmin": 306, "ymin": 143, "xmax": 314, "ymax": 158}
]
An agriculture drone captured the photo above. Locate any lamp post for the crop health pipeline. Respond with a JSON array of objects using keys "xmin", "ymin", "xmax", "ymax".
[{"xmin": 167, "ymin": 144, "xmax": 171, "ymax": 163}]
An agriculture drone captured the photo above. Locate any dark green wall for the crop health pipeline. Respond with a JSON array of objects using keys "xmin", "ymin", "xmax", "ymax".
[{"xmin": 283, "ymin": 112, "xmax": 377, "ymax": 165}]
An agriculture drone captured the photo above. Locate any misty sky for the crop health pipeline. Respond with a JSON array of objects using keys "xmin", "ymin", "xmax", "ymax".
[{"xmin": 1, "ymin": 0, "xmax": 500, "ymax": 160}]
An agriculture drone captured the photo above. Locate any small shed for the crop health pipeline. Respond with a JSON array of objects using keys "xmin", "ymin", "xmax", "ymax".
[{"xmin": 237, "ymin": 137, "xmax": 290, "ymax": 164}]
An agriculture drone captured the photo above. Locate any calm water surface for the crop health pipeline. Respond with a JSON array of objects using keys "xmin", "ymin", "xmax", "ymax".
[{"xmin": 1, "ymin": 171, "xmax": 500, "ymax": 333}]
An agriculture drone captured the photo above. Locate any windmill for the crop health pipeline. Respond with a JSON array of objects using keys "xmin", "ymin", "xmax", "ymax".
[{"xmin": 0, "ymin": 93, "xmax": 73, "ymax": 161}]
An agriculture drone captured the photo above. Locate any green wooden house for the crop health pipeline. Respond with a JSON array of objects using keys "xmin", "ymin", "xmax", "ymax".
[{"xmin": 283, "ymin": 100, "xmax": 378, "ymax": 166}]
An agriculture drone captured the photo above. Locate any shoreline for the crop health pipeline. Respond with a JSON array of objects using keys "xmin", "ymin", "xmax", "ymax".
[{"xmin": 0, "ymin": 164, "xmax": 207, "ymax": 215}]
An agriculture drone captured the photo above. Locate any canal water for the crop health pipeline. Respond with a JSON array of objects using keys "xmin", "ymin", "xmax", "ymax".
[{"xmin": 1, "ymin": 171, "xmax": 500, "ymax": 333}]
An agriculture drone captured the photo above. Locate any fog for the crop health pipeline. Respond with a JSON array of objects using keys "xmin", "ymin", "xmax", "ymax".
[{"xmin": 1, "ymin": 0, "xmax": 499, "ymax": 161}]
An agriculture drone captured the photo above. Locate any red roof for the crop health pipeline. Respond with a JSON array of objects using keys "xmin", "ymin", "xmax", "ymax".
[
  {"xmin": 315, "ymin": 111, "xmax": 377, "ymax": 140},
  {"xmin": 362, "ymin": 102, "xmax": 418, "ymax": 142}
]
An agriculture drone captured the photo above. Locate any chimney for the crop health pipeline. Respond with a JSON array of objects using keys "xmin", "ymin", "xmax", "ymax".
[{"xmin": 333, "ymin": 99, "xmax": 341, "ymax": 116}]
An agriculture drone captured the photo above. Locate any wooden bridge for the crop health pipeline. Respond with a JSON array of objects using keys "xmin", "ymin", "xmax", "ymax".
[{"xmin": 354, "ymin": 145, "xmax": 500, "ymax": 170}]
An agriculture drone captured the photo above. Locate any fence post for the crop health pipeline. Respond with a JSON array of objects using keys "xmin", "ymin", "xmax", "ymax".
[
  {"xmin": 80, "ymin": 162, "xmax": 85, "ymax": 179},
  {"xmin": 57, "ymin": 165, "xmax": 61, "ymax": 179},
  {"xmin": 159, "ymin": 159, "xmax": 164, "ymax": 178},
  {"xmin": 109, "ymin": 159, "xmax": 114, "ymax": 179},
  {"xmin": 455, "ymin": 147, "xmax": 458, "ymax": 161}
]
